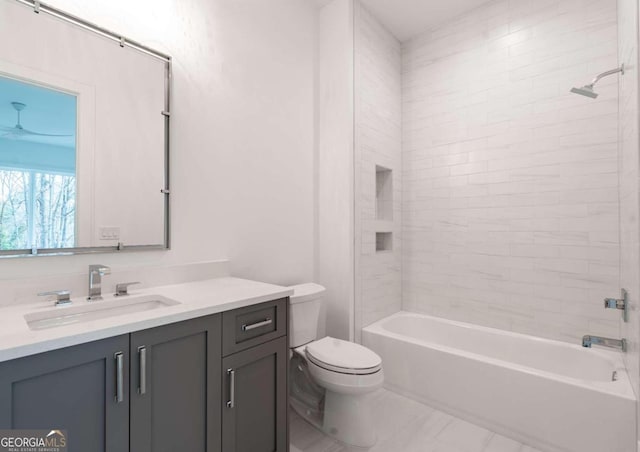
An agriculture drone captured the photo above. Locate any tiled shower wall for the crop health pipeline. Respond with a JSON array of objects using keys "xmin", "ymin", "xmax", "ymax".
[
  {"xmin": 354, "ymin": 0, "xmax": 402, "ymax": 336},
  {"xmin": 618, "ymin": 0, "xmax": 640, "ymax": 437},
  {"xmin": 401, "ymin": 0, "xmax": 621, "ymax": 342}
]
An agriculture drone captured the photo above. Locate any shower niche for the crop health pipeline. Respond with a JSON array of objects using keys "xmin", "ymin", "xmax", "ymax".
[
  {"xmin": 376, "ymin": 232, "xmax": 392, "ymax": 252},
  {"xmin": 375, "ymin": 165, "xmax": 393, "ymax": 221},
  {"xmin": 375, "ymin": 165, "xmax": 393, "ymax": 252}
]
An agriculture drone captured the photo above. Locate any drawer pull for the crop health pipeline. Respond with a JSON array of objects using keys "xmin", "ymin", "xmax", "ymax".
[
  {"xmin": 227, "ymin": 368, "xmax": 235, "ymax": 408},
  {"xmin": 138, "ymin": 346, "xmax": 147, "ymax": 395},
  {"xmin": 115, "ymin": 352, "xmax": 124, "ymax": 403},
  {"xmin": 241, "ymin": 318, "xmax": 272, "ymax": 332}
]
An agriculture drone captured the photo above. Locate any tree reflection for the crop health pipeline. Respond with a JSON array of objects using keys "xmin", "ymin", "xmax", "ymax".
[{"xmin": 0, "ymin": 169, "xmax": 75, "ymax": 250}]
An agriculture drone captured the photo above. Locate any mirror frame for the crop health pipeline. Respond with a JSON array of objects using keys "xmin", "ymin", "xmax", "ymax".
[{"xmin": 0, "ymin": 0, "xmax": 171, "ymax": 258}]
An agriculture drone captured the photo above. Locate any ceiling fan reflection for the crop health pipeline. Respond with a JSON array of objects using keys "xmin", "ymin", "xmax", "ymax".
[{"xmin": 0, "ymin": 102, "xmax": 73, "ymax": 139}]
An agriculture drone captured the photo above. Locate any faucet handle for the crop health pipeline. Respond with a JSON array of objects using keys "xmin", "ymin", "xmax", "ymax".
[
  {"xmin": 604, "ymin": 288, "xmax": 628, "ymax": 322},
  {"xmin": 38, "ymin": 290, "xmax": 72, "ymax": 306},
  {"xmin": 115, "ymin": 282, "xmax": 141, "ymax": 297}
]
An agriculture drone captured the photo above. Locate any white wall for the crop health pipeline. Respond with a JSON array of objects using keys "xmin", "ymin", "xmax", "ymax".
[
  {"xmin": 618, "ymin": 0, "xmax": 640, "ymax": 441},
  {"xmin": 0, "ymin": 0, "xmax": 317, "ymax": 289},
  {"xmin": 402, "ymin": 0, "xmax": 621, "ymax": 343},
  {"xmin": 317, "ymin": 0, "xmax": 354, "ymax": 340},
  {"xmin": 354, "ymin": 0, "xmax": 402, "ymax": 339}
]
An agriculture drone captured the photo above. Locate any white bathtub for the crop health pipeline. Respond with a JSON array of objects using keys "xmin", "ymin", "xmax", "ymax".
[{"xmin": 362, "ymin": 311, "xmax": 636, "ymax": 452}]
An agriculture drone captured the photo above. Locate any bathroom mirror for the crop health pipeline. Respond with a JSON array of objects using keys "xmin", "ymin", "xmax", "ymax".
[{"xmin": 0, "ymin": 0, "xmax": 171, "ymax": 257}]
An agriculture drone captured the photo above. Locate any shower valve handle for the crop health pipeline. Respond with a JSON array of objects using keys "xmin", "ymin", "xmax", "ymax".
[{"xmin": 604, "ymin": 289, "xmax": 628, "ymax": 322}]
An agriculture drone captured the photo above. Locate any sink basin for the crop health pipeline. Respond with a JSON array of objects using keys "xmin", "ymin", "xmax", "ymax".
[{"xmin": 25, "ymin": 295, "xmax": 181, "ymax": 331}]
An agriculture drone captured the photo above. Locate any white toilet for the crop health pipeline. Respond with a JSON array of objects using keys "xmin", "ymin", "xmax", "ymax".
[{"xmin": 288, "ymin": 283, "xmax": 384, "ymax": 448}]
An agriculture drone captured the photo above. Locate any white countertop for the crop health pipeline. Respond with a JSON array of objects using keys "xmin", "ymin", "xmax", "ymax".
[{"xmin": 0, "ymin": 277, "xmax": 293, "ymax": 363}]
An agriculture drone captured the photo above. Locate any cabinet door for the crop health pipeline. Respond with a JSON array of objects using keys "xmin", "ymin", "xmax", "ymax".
[
  {"xmin": 0, "ymin": 335, "xmax": 130, "ymax": 452},
  {"xmin": 130, "ymin": 315, "xmax": 222, "ymax": 452},
  {"xmin": 222, "ymin": 336, "xmax": 287, "ymax": 452}
]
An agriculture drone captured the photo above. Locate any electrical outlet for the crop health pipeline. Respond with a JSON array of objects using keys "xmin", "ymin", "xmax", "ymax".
[{"xmin": 99, "ymin": 227, "xmax": 120, "ymax": 240}]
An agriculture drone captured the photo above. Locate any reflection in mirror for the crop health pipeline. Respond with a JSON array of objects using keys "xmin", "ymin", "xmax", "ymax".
[
  {"xmin": 0, "ymin": 0, "xmax": 171, "ymax": 256},
  {"xmin": 0, "ymin": 76, "xmax": 77, "ymax": 250}
]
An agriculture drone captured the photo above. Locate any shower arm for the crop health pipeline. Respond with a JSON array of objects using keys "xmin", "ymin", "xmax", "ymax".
[{"xmin": 588, "ymin": 64, "xmax": 624, "ymax": 87}]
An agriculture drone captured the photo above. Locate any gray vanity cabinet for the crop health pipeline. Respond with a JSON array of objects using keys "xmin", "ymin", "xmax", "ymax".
[
  {"xmin": 0, "ymin": 298, "xmax": 288, "ymax": 452},
  {"xmin": 0, "ymin": 335, "xmax": 130, "ymax": 452},
  {"xmin": 221, "ymin": 299, "xmax": 288, "ymax": 452},
  {"xmin": 129, "ymin": 314, "xmax": 222, "ymax": 452}
]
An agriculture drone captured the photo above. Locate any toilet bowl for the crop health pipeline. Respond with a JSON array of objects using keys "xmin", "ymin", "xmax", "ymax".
[{"xmin": 288, "ymin": 284, "xmax": 384, "ymax": 448}]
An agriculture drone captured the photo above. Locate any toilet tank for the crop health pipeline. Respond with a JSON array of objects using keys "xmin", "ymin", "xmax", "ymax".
[{"xmin": 288, "ymin": 283, "xmax": 326, "ymax": 348}]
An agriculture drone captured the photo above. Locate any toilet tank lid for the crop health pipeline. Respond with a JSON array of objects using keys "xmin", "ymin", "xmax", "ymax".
[{"xmin": 288, "ymin": 283, "xmax": 326, "ymax": 304}]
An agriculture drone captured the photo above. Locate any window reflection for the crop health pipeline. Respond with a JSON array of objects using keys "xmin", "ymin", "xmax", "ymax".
[
  {"xmin": 0, "ymin": 76, "xmax": 77, "ymax": 250},
  {"xmin": 0, "ymin": 169, "xmax": 75, "ymax": 249}
]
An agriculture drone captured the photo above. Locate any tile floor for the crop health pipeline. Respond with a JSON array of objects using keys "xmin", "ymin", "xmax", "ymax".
[{"xmin": 290, "ymin": 388, "xmax": 544, "ymax": 452}]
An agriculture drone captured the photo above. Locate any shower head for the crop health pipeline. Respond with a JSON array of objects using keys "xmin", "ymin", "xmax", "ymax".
[
  {"xmin": 570, "ymin": 64, "xmax": 624, "ymax": 99},
  {"xmin": 570, "ymin": 85, "xmax": 598, "ymax": 99}
]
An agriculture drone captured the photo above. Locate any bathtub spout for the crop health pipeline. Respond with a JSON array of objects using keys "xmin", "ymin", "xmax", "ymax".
[{"xmin": 582, "ymin": 335, "xmax": 627, "ymax": 352}]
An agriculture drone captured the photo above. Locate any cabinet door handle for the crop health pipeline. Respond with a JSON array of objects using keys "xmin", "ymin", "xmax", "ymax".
[
  {"xmin": 227, "ymin": 368, "xmax": 235, "ymax": 408},
  {"xmin": 138, "ymin": 346, "xmax": 147, "ymax": 395},
  {"xmin": 115, "ymin": 352, "xmax": 124, "ymax": 403},
  {"xmin": 241, "ymin": 318, "xmax": 272, "ymax": 331}
]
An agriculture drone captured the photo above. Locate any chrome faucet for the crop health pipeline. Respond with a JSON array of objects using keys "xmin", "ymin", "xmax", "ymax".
[
  {"xmin": 582, "ymin": 335, "xmax": 627, "ymax": 352},
  {"xmin": 88, "ymin": 264, "xmax": 111, "ymax": 301}
]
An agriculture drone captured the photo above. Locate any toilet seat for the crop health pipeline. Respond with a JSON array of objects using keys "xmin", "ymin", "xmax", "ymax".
[
  {"xmin": 305, "ymin": 336, "xmax": 382, "ymax": 375},
  {"xmin": 304, "ymin": 351, "xmax": 385, "ymax": 396}
]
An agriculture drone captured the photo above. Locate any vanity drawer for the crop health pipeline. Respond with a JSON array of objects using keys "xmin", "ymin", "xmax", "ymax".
[{"xmin": 222, "ymin": 298, "xmax": 287, "ymax": 356}]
